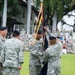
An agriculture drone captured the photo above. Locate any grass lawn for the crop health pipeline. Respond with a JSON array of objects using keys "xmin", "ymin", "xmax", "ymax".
[
  {"xmin": 21, "ymin": 52, "xmax": 75, "ymax": 75},
  {"xmin": 61, "ymin": 54, "xmax": 75, "ymax": 75}
]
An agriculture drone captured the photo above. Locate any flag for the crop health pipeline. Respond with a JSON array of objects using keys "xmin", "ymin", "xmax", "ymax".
[
  {"xmin": 33, "ymin": 1, "xmax": 44, "ymax": 44},
  {"xmin": 33, "ymin": 1, "xmax": 48, "ymax": 75},
  {"xmin": 34, "ymin": 2, "xmax": 43, "ymax": 33}
]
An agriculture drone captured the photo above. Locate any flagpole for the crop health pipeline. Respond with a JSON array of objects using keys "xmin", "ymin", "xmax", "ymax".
[
  {"xmin": 34, "ymin": 0, "xmax": 43, "ymax": 33},
  {"xmin": 33, "ymin": 0, "xmax": 44, "ymax": 44},
  {"xmin": 40, "ymin": 0, "xmax": 45, "ymax": 51}
]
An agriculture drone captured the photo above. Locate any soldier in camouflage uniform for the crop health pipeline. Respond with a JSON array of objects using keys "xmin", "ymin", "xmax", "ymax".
[
  {"xmin": 0, "ymin": 27, "xmax": 7, "ymax": 75},
  {"xmin": 43, "ymin": 35, "xmax": 62, "ymax": 75},
  {"xmin": 29, "ymin": 30, "xmax": 43, "ymax": 75},
  {"xmin": 1, "ymin": 30, "xmax": 24, "ymax": 75}
]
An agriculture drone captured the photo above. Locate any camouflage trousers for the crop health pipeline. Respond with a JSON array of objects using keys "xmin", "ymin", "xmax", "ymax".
[
  {"xmin": 4, "ymin": 67, "xmax": 20, "ymax": 75},
  {"xmin": 0, "ymin": 63, "xmax": 3, "ymax": 75},
  {"xmin": 29, "ymin": 65, "xmax": 41, "ymax": 75},
  {"xmin": 47, "ymin": 67, "xmax": 60, "ymax": 75}
]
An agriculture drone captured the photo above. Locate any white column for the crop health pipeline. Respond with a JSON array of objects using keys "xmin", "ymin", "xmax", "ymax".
[
  {"xmin": 27, "ymin": 0, "xmax": 32, "ymax": 34},
  {"xmin": 2, "ymin": 0, "xmax": 7, "ymax": 27},
  {"xmin": 60, "ymin": 21, "xmax": 63, "ymax": 31},
  {"xmin": 40, "ymin": 0, "xmax": 43, "ymax": 2},
  {"xmin": 52, "ymin": 11, "xmax": 57, "ymax": 32}
]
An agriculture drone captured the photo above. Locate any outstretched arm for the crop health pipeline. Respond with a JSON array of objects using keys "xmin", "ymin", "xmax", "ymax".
[{"xmin": 43, "ymin": 26, "xmax": 51, "ymax": 36}]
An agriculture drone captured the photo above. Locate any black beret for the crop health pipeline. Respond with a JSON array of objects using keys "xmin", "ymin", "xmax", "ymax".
[
  {"xmin": 12, "ymin": 30, "xmax": 20, "ymax": 36},
  {"xmin": 57, "ymin": 36, "xmax": 60, "ymax": 39},
  {"xmin": 49, "ymin": 36, "xmax": 56, "ymax": 40},
  {"xmin": 0, "ymin": 27, "xmax": 7, "ymax": 30},
  {"xmin": 37, "ymin": 30, "xmax": 42, "ymax": 34}
]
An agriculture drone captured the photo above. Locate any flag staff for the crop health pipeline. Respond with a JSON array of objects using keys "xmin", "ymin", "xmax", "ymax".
[{"xmin": 33, "ymin": 0, "xmax": 44, "ymax": 44}]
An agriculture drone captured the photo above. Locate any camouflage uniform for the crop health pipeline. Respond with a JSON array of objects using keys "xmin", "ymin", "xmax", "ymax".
[
  {"xmin": 29, "ymin": 39, "xmax": 43, "ymax": 75},
  {"xmin": 1, "ymin": 38, "xmax": 24, "ymax": 75},
  {"xmin": 43, "ymin": 42, "xmax": 62, "ymax": 75},
  {"xmin": 0, "ymin": 36, "xmax": 5, "ymax": 75}
]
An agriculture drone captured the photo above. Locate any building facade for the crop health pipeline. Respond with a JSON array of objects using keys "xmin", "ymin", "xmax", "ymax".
[{"xmin": 0, "ymin": 0, "xmax": 38, "ymax": 34}]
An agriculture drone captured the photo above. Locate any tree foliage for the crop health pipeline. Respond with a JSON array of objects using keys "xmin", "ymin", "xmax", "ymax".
[
  {"xmin": 0, "ymin": 1, "xmax": 4, "ymax": 11},
  {"xmin": 0, "ymin": 0, "xmax": 21, "ymax": 17},
  {"xmin": 36, "ymin": 0, "xmax": 75, "ymax": 21}
]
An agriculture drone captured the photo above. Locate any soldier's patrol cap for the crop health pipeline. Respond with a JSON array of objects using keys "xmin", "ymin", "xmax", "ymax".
[
  {"xmin": 49, "ymin": 33, "xmax": 56, "ymax": 40},
  {"xmin": 0, "ymin": 27, "xmax": 7, "ymax": 30},
  {"xmin": 12, "ymin": 30, "xmax": 20, "ymax": 36}
]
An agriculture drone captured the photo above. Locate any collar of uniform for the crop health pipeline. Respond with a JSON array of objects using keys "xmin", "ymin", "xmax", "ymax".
[
  {"xmin": 36, "ymin": 39, "xmax": 43, "ymax": 44},
  {"xmin": 12, "ymin": 37, "xmax": 19, "ymax": 40},
  {"xmin": 0, "ymin": 35, "xmax": 5, "ymax": 41}
]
